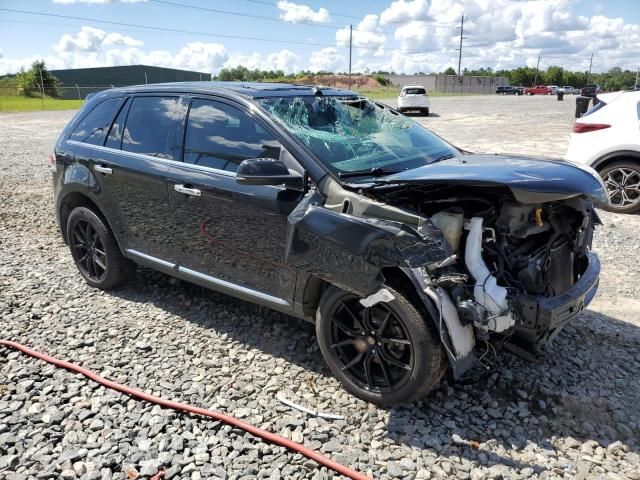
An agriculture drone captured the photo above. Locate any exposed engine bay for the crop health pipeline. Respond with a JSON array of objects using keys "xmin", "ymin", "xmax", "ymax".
[{"xmin": 314, "ymin": 177, "xmax": 600, "ymax": 374}]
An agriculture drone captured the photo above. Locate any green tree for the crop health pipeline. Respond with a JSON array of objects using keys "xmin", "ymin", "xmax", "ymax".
[
  {"xmin": 16, "ymin": 60, "xmax": 59, "ymax": 97},
  {"xmin": 443, "ymin": 67, "xmax": 456, "ymax": 75},
  {"xmin": 543, "ymin": 66, "xmax": 564, "ymax": 86}
]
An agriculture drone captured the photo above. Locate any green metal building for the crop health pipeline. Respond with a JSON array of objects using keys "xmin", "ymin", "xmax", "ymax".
[{"xmin": 50, "ymin": 64, "xmax": 212, "ymax": 99}]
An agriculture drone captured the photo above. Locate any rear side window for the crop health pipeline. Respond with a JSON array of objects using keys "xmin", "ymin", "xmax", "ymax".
[
  {"xmin": 69, "ymin": 98, "xmax": 120, "ymax": 145},
  {"xmin": 121, "ymin": 96, "xmax": 179, "ymax": 159},
  {"xmin": 404, "ymin": 88, "xmax": 426, "ymax": 95},
  {"xmin": 637, "ymin": 101, "xmax": 640, "ymax": 120},
  {"xmin": 104, "ymin": 98, "xmax": 130, "ymax": 149},
  {"xmin": 183, "ymin": 98, "xmax": 281, "ymax": 173},
  {"xmin": 583, "ymin": 99, "xmax": 607, "ymax": 117}
]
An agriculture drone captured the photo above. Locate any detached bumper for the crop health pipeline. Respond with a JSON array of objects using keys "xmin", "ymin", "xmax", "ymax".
[{"xmin": 513, "ymin": 252, "xmax": 600, "ymax": 351}]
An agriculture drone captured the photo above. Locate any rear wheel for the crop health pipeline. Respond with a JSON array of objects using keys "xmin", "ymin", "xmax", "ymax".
[
  {"xmin": 316, "ymin": 285, "xmax": 445, "ymax": 405},
  {"xmin": 66, "ymin": 206, "xmax": 135, "ymax": 289},
  {"xmin": 422, "ymin": 108, "xmax": 430, "ymax": 116},
  {"xmin": 599, "ymin": 161, "xmax": 640, "ymax": 213}
]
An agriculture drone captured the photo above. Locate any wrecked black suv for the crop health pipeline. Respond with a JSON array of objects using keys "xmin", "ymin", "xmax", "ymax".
[{"xmin": 53, "ymin": 82, "xmax": 607, "ymax": 405}]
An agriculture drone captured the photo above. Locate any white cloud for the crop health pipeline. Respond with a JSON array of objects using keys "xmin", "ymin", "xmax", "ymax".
[
  {"xmin": 309, "ymin": 47, "xmax": 345, "ymax": 72},
  {"xmin": 174, "ymin": 42, "xmax": 228, "ymax": 72},
  {"xmin": 104, "ymin": 32, "xmax": 143, "ymax": 47},
  {"xmin": 54, "ymin": 26, "xmax": 142, "ymax": 53},
  {"xmin": 277, "ymin": 1, "xmax": 330, "ymax": 23},
  {"xmin": 223, "ymin": 49, "xmax": 300, "ymax": 74},
  {"xmin": 380, "ymin": 0, "xmax": 431, "ymax": 25},
  {"xmin": 336, "ymin": 14, "xmax": 386, "ymax": 55}
]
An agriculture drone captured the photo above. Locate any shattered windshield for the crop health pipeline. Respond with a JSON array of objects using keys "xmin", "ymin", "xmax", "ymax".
[{"xmin": 258, "ymin": 96, "xmax": 458, "ymax": 180}]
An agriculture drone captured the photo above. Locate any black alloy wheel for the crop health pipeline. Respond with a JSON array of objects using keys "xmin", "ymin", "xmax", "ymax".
[
  {"xmin": 71, "ymin": 219, "xmax": 108, "ymax": 282},
  {"xmin": 316, "ymin": 285, "xmax": 446, "ymax": 405},
  {"xmin": 66, "ymin": 206, "xmax": 135, "ymax": 289}
]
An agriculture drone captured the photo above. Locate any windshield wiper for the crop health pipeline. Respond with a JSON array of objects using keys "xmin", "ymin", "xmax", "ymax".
[
  {"xmin": 430, "ymin": 153, "xmax": 456, "ymax": 163},
  {"xmin": 338, "ymin": 167, "xmax": 406, "ymax": 179}
]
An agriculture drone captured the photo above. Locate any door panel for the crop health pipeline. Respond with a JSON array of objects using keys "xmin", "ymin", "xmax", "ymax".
[
  {"xmin": 88, "ymin": 95, "xmax": 180, "ymax": 262},
  {"xmin": 168, "ymin": 97, "xmax": 304, "ymax": 303},
  {"xmin": 168, "ymin": 164, "xmax": 301, "ymax": 303}
]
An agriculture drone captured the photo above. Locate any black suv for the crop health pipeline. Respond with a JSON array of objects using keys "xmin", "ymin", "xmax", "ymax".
[{"xmin": 54, "ymin": 82, "xmax": 606, "ymax": 405}]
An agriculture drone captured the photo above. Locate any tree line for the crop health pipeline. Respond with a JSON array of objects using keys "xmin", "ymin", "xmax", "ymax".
[{"xmin": 442, "ymin": 66, "xmax": 637, "ymax": 90}]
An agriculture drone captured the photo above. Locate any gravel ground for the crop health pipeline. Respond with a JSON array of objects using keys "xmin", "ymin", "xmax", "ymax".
[{"xmin": 1, "ymin": 97, "xmax": 639, "ymax": 480}]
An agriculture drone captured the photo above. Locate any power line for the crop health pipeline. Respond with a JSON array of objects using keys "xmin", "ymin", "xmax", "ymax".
[
  {"xmin": 0, "ymin": 8, "xmax": 453, "ymax": 53},
  {"xmin": 147, "ymin": 0, "xmax": 375, "ymax": 33},
  {"xmin": 146, "ymin": 0, "xmax": 455, "ymax": 35}
]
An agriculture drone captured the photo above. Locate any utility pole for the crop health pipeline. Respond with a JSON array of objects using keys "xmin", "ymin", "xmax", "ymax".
[
  {"xmin": 39, "ymin": 66, "xmax": 45, "ymax": 110},
  {"xmin": 587, "ymin": 52, "xmax": 593, "ymax": 84},
  {"xmin": 533, "ymin": 55, "xmax": 540, "ymax": 86},
  {"xmin": 348, "ymin": 24, "xmax": 353, "ymax": 89},
  {"xmin": 455, "ymin": 14, "xmax": 465, "ymax": 95}
]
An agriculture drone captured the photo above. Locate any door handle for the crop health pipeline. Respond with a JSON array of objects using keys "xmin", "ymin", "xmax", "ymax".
[
  {"xmin": 174, "ymin": 184, "xmax": 201, "ymax": 197},
  {"xmin": 94, "ymin": 165, "xmax": 113, "ymax": 175}
]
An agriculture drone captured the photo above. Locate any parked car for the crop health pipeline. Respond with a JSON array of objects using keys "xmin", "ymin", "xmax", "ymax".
[
  {"xmin": 53, "ymin": 82, "xmax": 605, "ymax": 405},
  {"xmin": 581, "ymin": 84, "xmax": 603, "ymax": 97},
  {"xmin": 514, "ymin": 86, "xmax": 524, "ymax": 95},
  {"xmin": 562, "ymin": 86, "xmax": 577, "ymax": 95},
  {"xmin": 496, "ymin": 86, "xmax": 514, "ymax": 95},
  {"xmin": 523, "ymin": 85, "xmax": 552, "ymax": 95},
  {"xmin": 567, "ymin": 89, "xmax": 640, "ymax": 213},
  {"xmin": 397, "ymin": 85, "xmax": 430, "ymax": 115},
  {"xmin": 548, "ymin": 85, "xmax": 560, "ymax": 95},
  {"xmin": 495, "ymin": 86, "xmax": 523, "ymax": 95}
]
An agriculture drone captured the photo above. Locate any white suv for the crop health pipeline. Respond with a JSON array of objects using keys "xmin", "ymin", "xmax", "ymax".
[
  {"xmin": 397, "ymin": 85, "xmax": 430, "ymax": 116},
  {"xmin": 566, "ymin": 90, "xmax": 640, "ymax": 213}
]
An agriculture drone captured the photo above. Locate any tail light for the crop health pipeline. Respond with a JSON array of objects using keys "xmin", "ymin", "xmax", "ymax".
[
  {"xmin": 572, "ymin": 122, "xmax": 611, "ymax": 133},
  {"xmin": 49, "ymin": 153, "xmax": 57, "ymax": 171}
]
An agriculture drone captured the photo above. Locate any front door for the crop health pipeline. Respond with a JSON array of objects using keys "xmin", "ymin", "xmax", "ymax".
[
  {"xmin": 88, "ymin": 95, "xmax": 181, "ymax": 263},
  {"xmin": 168, "ymin": 97, "xmax": 304, "ymax": 305}
]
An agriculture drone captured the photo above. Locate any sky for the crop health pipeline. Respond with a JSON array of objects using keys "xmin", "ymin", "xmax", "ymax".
[{"xmin": 0, "ymin": 0, "xmax": 639, "ymax": 76}]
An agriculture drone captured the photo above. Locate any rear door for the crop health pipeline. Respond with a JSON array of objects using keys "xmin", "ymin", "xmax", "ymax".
[
  {"xmin": 167, "ymin": 96, "xmax": 304, "ymax": 306},
  {"xmin": 88, "ymin": 94, "xmax": 181, "ymax": 263}
]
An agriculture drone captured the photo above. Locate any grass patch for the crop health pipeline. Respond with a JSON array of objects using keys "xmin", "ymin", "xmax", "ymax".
[{"xmin": 0, "ymin": 96, "xmax": 83, "ymax": 112}]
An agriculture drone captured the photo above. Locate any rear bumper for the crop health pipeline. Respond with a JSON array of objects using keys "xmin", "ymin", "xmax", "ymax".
[{"xmin": 512, "ymin": 252, "xmax": 600, "ymax": 351}]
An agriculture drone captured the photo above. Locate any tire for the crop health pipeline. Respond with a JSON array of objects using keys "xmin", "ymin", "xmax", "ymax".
[
  {"xmin": 397, "ymin": 107, "xmax": 405, "ymax": 113},
  {"xmin": 598, "ymin": 161, "xmax": 640, "ymax": 214},
  {"xmin": 422, "ymin": 108, "xmax": 430, "ymax": 116},
  {"xmin": 66, "ymin": 206, "xmax": 135, "ymax": 289},
  {"xmin": 316, "ymin": 285, "xmax": 446, "ymax": 406}
]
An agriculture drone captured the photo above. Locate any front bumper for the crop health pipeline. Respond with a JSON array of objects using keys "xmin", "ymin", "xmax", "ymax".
[{"xmin": 512, "ymin": 252, "xmax": 600, "ymax": 352}]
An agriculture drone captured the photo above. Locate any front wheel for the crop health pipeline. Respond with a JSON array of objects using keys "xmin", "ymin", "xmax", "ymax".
[
  {"xmin": 66, "ymin": 206, "xmax": 135, "ymax": 289},
  {"xmin": 316, "ymin": 286, "xmax": 446, "ymax": 406},
  {"xmin": 422, "ymin": 108, "xmax": 430, "ymax": 116},
  {"xmin": 599, "ymin": 161, "xmax": 640, "ymax": 213}
]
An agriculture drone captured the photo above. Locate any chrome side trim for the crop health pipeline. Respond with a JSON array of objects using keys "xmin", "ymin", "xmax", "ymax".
[
  {"xmin": 125, "ymin": 249, "xmax": 175, "ymax": 269},
  {"xmin": 125, "ymin": 248, "xmax": 290, "ymax": 307},
  {"xmin": 178, "ymin": 266, "xmax": 290, "ymax": 307}
]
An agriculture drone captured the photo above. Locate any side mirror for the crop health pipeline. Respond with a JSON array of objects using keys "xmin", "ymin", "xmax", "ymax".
[{"xmin": 236, "ymin": 158, "xmax": 304, "ymax": 190}]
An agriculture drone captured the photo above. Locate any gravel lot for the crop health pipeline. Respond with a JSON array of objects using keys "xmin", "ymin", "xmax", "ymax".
[{"xmin": 1, "ymin": 95, "xmax": 639, "ymax": 480}]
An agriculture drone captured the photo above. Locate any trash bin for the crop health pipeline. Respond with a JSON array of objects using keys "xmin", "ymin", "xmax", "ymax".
[
  {"xmin": 575, "ymin": 96, "xmax": 591, "ymax": 118},
  {"xmin": 557, "ymin": 91, "xmax": 564, "ymax": 101}
]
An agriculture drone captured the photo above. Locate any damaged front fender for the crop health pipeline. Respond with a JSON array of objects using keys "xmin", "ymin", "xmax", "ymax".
[{"xmin": 286, "ymin": 191, "xmax": 477, "ymax": 377}]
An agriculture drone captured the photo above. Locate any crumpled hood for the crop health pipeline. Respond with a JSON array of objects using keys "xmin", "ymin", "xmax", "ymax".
[{"xmin": 377, "ymin": 153, "xmax": 609, "ymax": 205}]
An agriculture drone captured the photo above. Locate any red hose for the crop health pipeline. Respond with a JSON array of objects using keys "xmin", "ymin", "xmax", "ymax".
[{"xmin": 0, "ymin": 339, "xmax": 371, "ymax": 480}]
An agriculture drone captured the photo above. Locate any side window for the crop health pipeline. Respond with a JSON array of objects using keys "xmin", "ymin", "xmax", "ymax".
[
  {"xmin": 183, "ymin": 98, "xmax": 281, "ymax": 173},
  {"xmin": 104, "ymin": 98, "xmax": 130, "ymax": 149},
  {"xmin": 121, "ymin": 96, "xmax": 179, "ymax": 159},
  {"xmin": 637, "ymin": 101, "xmax": 640, "ymax": 121},
  {"xmin": 69, "ymin": 98, "xmax": 120, "ymax": 145}
]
